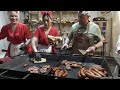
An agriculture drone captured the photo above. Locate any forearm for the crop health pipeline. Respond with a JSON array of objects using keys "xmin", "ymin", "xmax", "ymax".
[
  {"xmin": 64, "ymin": 37, "xmax": 70, "ymax": 44},
  {"xmin": 94, "ymin": 36, "xmax": 105, "ymax": 49},
  {"xmin": 64, "ymin": 30, "xmax": 73, "ymax": 45},
  {"xmin": 86, "ymin": 41, "xmax": 103, "ymax": 53},
  {"xmin": 64, "ymin": 34, "xmax": 73, "ymax": 45},
  {"xmin": 25, "ymin": 39, "xmax": 31, "ymax": 45},
  {"xmin": 31, "ymin": 38, "xmax": 38, "ymax": 53},
  {"xmin": 94, "ymin": 41, "xmax": 103, "ymax": 49},
  {"xmin": 31, "ymin": 42, "xmax": 38, "ymax": 52}
]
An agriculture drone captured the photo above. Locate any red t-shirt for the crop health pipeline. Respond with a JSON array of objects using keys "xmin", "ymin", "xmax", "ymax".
[
  {"xmin": 34, "ymin": 26, "xmax": 59, "ymax": 53},
  {"xmin": 0, "ymin": 22, "xmax": 33, "ymax": 57},
  {"xmin": 0, "ymin": 22, "xmax": 31, "ymax": 44}
]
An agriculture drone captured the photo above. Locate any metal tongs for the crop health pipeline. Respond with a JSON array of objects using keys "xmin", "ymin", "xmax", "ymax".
[
  {"xmin": 56, "ymin": 47, "xmax": 71, "ymax": 62},
  {"xmin": 2, "ymin": 49, "xmax": 26, "ymax": 58},
  {"xmin": 60, "ymin": 47, "xmax": 72, "ymax": 55}
]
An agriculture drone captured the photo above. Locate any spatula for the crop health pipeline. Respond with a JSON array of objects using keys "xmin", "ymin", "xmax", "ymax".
[{"xmin": 78, "ymin": 49, "xmax": 87, "ymax": 55}]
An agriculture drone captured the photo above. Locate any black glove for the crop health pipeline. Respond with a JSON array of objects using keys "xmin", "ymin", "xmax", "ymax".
[
  {"xmin": 20, "ymin": 43, "xmax": 26, "ymax": 50},
  {"xmin": 35, "ymin": 52, "xmax": 41, "ymax": 61}
]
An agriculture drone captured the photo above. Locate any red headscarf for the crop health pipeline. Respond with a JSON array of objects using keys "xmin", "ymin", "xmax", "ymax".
[{"xmin": 40, "ymin": 11, "xmax": 52, "ymax": 19}]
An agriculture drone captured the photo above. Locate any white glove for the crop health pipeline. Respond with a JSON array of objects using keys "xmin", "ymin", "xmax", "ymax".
[{"xmin": 61, "ymin": 43, "xmax": 69, "ymax": 49}]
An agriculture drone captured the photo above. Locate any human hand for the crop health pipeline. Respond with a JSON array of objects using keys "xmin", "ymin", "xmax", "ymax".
[
  {"xmin": 86, "ymin": 46, "xmax": 96, "ymax": 53},
  {"xmin": 35, "ymin": 52, "xmax": 41, "ymax": 61},
  {"xmin": 20, "ymin": 43, "xmax": 26, "ymax": 50},
  {"xmin": 61, "ymin": 43, "xmax": 69, "ymax": 50}
]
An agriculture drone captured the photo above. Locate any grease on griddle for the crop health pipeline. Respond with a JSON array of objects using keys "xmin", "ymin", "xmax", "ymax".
[{"xmin": 23, "ymin": 63, "xmax": 29, "ymax": 67}]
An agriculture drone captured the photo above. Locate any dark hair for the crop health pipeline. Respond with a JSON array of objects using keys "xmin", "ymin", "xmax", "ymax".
[{"xmin": 42, "ymin": 13, "xmax": 51, "ymax": 20}]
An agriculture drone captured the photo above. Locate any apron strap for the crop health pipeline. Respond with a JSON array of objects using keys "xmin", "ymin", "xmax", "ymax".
[
  {"xmin": 10, "ymin": 43, "xmax": 24, "ymax": 57},
  {"xmin": 86, "ymin": 22, "xmax": 90, "ymax": 34}
]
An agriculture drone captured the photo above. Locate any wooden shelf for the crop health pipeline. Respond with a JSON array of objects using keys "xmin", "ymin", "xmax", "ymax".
[
  {"xmin": 94, "ymin": 20, "xmax": 108, "ymax": 22},
  {"xmin": 52, "ymin": 11, "xmax": 78, "ymax": 35},
  {"xmin": 29, "ymin": 11, "xmax": 39, "ymax": 14},
  {"xmin": 52, "ymin": 22, "xmax": 75, "ymax": 24},
  {"xmin": 61, "ymin": 11, "xmax": 78, "ymax": 13},
  {"xmin": 28, "ymin": 11, "xmax": 78, "ymax": 36}
]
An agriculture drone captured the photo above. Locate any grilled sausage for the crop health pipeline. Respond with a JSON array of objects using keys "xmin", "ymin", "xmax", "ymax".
[
  {"xmin": 78, "ymin": 70, "xmax": 82, "ymax": 78},
  {"xmin": 85, "ymin": 70, "xmax": 101, "ymax": 79},
  {"xmin": 55, "ymin": 69, "xmax": 61, "ymax": 76},
  {"xmin": 80, "ymin": 67, "xmax": 86, "ymax": 78},
  {"xmin": 79, "ymin": 65, "xmax": 83, "ymax": 69},
  {"xmin": 61, "ymin": 60, "xmax": 68, "ymax": 64},
  {"xmin": 103, "ymin": 70, "xmax": 107, "ymax": 75},
  {"xmin": 66, "ymin": 64, "xmax": 71, "ymax": 70},
  {"xmin": 52, "ymin": 67, "xmax": 61, "ymax": 71},
  {"xmin": 85, "ymin": 77, "xmax": 89, "ymax": 79},
  {"xmin": 93, "ymin": 65, "xmax": 105, "ymax": 71},
  {"xmin": 92, "ymin": 67, "xmax": 106, "ymax": 77},
  {"xmin": 62, "ymin": 70, "xmax": 68, "ymax": 77},
  {"xmin": 71, "ymin": 63, "xmax": 79, "ymax": 68},
  {"xmin": 91, "ymin": 69, "xmax": 102, "ymax": 77},
  {"xmin": 50, "ymin": 70, "xmax": 55, "ymax": 74},
  {"xmin": 57, "ymin": 70, "xmax": 64, "ymax": 77},
  {"xmin": 51, "ymin": 67, "xmax": 59, "ymax": 74}
]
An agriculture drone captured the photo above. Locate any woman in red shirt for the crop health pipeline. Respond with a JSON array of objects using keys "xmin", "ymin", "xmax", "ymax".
[
  {"xmin": 0, "ymin": 11, "xmax": 33, "ymax": 62},
  {"xmin": 31, "ymin": 11, "xmax": 59, "ymax": 61}
]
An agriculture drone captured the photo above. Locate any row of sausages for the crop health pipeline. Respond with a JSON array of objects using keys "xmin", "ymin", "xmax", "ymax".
[
  {"xmin": 50, "ymin": 67, "xmax": 68, "ymax": 77},
  {"xmin": 78, "ymin": 65, "xmax": 107, "ymax": 79}
]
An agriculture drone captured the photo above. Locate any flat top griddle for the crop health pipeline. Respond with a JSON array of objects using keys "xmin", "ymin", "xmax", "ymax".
[
  {"xmin": 0, "ymin": 54, "xmax": 60, "ymax": 79},
  {"xmin": 48, "ymin": 55, "xmax": 113, "ymax": 79},
  {"xmin": 11, "ymin": 59, "xmax": 58, "ymax": 75},
  {"xmin": 0, "ymin": 55, "xmax": 29, "ymax": 69},
  {"xmin": 5, "ymin": 54, "xmax": 59, "ymax": 75},
  {"xmin": 0, "ymin": 70, "xmax": 29, "ymax": 79},
  {"xmin": 0, "ymin": 54, "xmax": 114, "ymax": 79}
]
